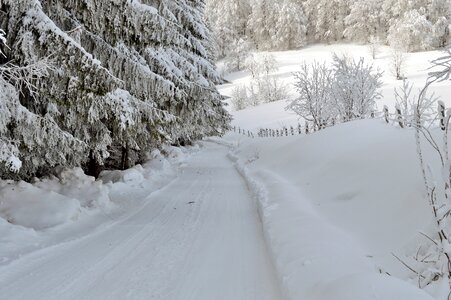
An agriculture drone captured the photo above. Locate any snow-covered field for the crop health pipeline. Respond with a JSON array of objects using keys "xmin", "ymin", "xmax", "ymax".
[
  {"xmin": 1, "ymin": 44, "xmax": 450, "ymax": 300},
  {"xmin": 219, "ymin": 44, "xmax": 450, "ymax": 130}
]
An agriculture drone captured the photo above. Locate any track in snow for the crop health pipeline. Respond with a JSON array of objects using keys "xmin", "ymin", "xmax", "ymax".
[{"xmin": 0, "ymin": 142, "xmax": 283, "ymax": 300}]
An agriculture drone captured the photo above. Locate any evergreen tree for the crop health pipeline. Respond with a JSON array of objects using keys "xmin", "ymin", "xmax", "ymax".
[
  {"xmin": 205, "ymin": 0, "xmax": 251, "ymax": 58},
  {"xmin": 344, "ymin": 0, "xmax": 385, "ymax": 43},
  {"xmin": 387, "ymin": 9, "xmax": 434, "ymax": 51},
  {"xmin": 304, "ymin": 0, "xmax": 350, "ymax": 43},
  {"xmin": 270, "ymin": 0, "xmax": 307, "ymax": 50},
  {"xmin": 0, "ymin": 0, "xmax": 230, "ymax": 179},
  {"xmin": 247, "ymin": 0, "xmax": 273, "ymax": 49}
]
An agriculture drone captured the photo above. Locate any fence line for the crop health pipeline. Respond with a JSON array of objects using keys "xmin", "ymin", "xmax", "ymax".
[{"xmin": 229, "ymin": 104, "xmax": 446, "ymax": 139}]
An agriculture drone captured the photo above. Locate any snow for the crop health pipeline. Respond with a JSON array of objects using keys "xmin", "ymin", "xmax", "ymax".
[
  {"xmin": 225, "ymin": 120, "xmax": 436, "ymax": 299},
  {"xmin": 1, "ymin": 44, "xmax": 451, "ymax": 299},
  {"xmin": 214, "ymin": 44, "xmax": 451, "ymax": 299},
  {"xmin": 220, "ymin": 44, "xmax": 451, "ymax": 130},
  {"xmin": 0, "ymin": 146, "xmax": 189, "ymax": 265},
  {"xmin": 0, "ymin": 181, "xmax": 80, "ymax": 230},
  {"xmin": 0, "ymin": 143, "xmax": 282, "ymax": 300}
]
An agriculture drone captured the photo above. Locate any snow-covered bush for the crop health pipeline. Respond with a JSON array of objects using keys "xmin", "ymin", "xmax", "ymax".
[
  {"xmin": 245, "ymin": 53, "xmax": 277, "ymax": 78},
  {"xmin": 249, "ymin": 75, "xmax": 288, "ymax": 104},
  {"xmin": 393, "ymin": 51, "xmax": 451, "ymax": 289},
  {"xmin": 231, "ymin": 84, "xmax": 249, "ymax": 111},
  {"xmin": 394, "ymin": 80, "xmax": 437, "ymax": 128},
  {"xmin": 231, "ymin": 53, "xmax": 287, "ymax": 108},
  {"xmin": 332, "ymin": 54, "xmax": 383, "ymax": 121},
  {"xmin": 286, "ymin": 61, "xmax": 334, "ymax": 130},
  {"xmin": 287, "ymin": 55, "xmax": 382, "ymax": 128}
]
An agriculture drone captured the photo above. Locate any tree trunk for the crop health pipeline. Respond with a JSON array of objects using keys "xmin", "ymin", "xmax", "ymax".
[
  {"xmin": 121, "ymin": 145, "xmax": 130, "ymax": 170},
  {"xmin": 87, "ymin": 150, "xmax": 102, "ymax": 178}
]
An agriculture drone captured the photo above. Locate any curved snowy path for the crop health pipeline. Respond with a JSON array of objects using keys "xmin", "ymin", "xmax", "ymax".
[{"xmin": 0, "ymin": 142, "xmax": 283, "ymax": 300}]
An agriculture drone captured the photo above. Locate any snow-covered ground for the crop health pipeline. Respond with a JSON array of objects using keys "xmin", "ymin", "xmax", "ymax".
[
  {"xmin": 216, "ymin": 44, "xmax": 451, "ymax": 299},
  {"xmin": 0, "ymin": 146, "xmax": 189, "ymax": 265},
  {"xmin": 1, "ymin": 44, "xmax": 450, "ymax": 300},
  {"xmin": 0, "ymin": 143, "xmax": 283, "ymax": 300},
  {"xmin": 222, "ymin": 121, "xmax": 440, "ymax": 299},
  {"xmin": 219, "ymin": 44, "xmax": 450, "ymax": 130}
]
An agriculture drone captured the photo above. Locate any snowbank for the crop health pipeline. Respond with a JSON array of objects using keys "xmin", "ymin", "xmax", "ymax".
[
  {"xmin": 226, "ymin": 119, "xmax": 437, "ymax": 300},
  {"xmin": 0, "ymin": 145, "xmax": 194, "ymax": 265},
  {"xmin": 0, "ymin": 181, "xmax": 81, "ymax": 230}
]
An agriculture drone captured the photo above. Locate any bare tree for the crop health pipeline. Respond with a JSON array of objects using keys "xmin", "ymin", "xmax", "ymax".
[
  {"xmin": 391, "ymin": 49, "xmax": 407, "ymax": 80},
  {"xmin": 397, "ymin": 53, "xmax": 451, "ymax": 286},
  {"xmin": 368, "ymin": 35, "xmax": 381, "ymax": 59},
  {"xmin": 286, "ymin": 61, "xmax": 333, "ymax": 130},
  {"xmin": 332, "ymin": 54, "xmax": 383, "ymax": 121}
]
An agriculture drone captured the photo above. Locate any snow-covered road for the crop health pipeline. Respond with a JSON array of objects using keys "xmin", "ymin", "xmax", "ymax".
[{"xmin": 0, "ymin": 142, "xmax": 283, "ymax": 300}]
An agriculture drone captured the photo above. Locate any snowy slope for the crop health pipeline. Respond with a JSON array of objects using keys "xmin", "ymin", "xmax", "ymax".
[
  {"xmin": 221, "ymin": 120, "xmax": 442, "ymax": 299},
  {"xmin": 216, "ymin": 44, "xmax": 451, "ymax": 299}
]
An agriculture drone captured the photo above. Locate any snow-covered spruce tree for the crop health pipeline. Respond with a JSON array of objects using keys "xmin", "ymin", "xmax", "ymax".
[
  {"xmin": 224, "ymin": 38, "xmax": 252, "ymax": 72},
  {"xmin": 433, "ymin": 16, "xmax": 450, "ymax": 48},
  {"xmin": 0, "ymin": 42, "xmax": 84, "ymax": 177},
  {"xmin": 304, "ymin": 0, "xmax": 350, "ymax": 43},
  {"xmin": 286, "ymin": 61, "xmax": 334, "ymax": 130},
  {"xmin": 205, "ymin": 0, "xmax": 251, "ymax": 58},
  {"xmin": 247, "ymin": 0, "xmax": 274, "ymax": 50},
  {"xmin": 0, "ymin": 0, "xmax": 230, "ymax": 179},
  {"xmin": 331, "ymin": 54, "xmax": 383, "ymax": 121},
  {"xmin": 344, "ymin": 0, "xmax": 385, "ymax": 43},
  {"xmin": 387, "ymin": 10, "xmax": 435, "ymax": 52},
  {"xmin": 268, "ymin": 0, "xmax": 307, "ymax": 50}
]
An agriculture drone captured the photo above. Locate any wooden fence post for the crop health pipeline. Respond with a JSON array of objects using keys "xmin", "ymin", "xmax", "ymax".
[
  {"xmin": 395, "ymin": 105, "xmax": 404, "ymax": 128},
  {"xmin": 383, "ymin": 106, "xmax": 389, "ymax": 124},
  {"xmin": 439, "ymin": 101, "xmax": 446, "ymax": 131}
]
